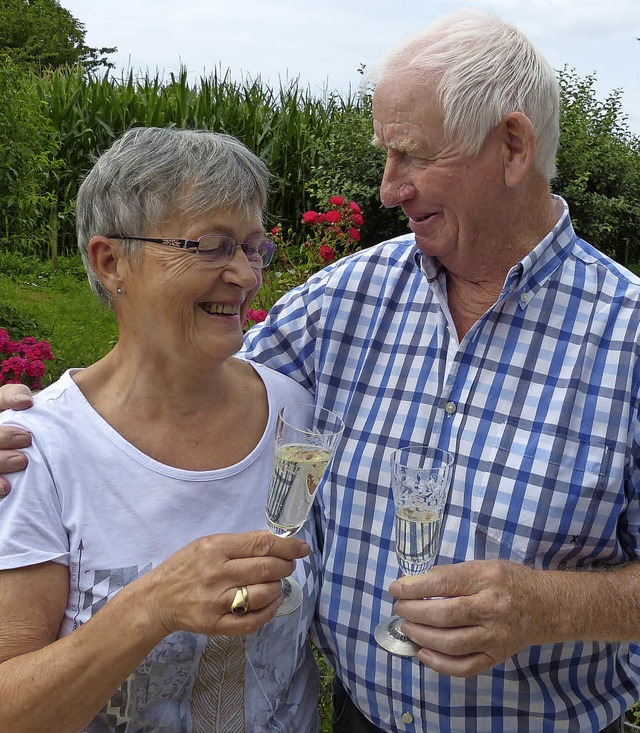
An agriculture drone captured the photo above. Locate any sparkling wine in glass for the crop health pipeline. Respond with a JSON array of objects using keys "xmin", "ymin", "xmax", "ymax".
[
  {"xmin": 374, "ymin": 444, "xmax": 454, "ymax": 656},
  {"xmin": 265, "ymin": 402, "xmax": 345, "ymax": 614}
]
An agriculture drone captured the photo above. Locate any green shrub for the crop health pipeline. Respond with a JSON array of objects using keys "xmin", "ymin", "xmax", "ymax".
[
  {"xmin": 0, "ymin": 303, "xmax": 42, "ymax": 340},
  {"xmin": 554, "ymin": 68, "xmax": 640, "ymax": 265},
  {"xmin": 306, "ymin": 94, "xmax": 405, "ymax": 246},
  {"xmin": 0, "ymin": 57, "xmax": 60, "ymax": 254}
]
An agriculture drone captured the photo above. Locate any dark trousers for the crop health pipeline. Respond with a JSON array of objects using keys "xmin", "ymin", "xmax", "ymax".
[
  {"xmin": 332, "ymin": 677, "xmax": 383, "ymax": 732},
  {"xmin": 332, "ymin": 677, "xmax": 624, "ymax": 733}
]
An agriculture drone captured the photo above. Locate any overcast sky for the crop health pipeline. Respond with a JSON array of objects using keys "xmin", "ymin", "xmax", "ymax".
[{"xmin": 59, "ymin": 0, "xmax": 640, "ymax": 134}]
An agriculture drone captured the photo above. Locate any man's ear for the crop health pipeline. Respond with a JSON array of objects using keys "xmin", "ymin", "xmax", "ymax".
[
  {"xmin": 500, "ymin": 112, "xmax": 537, "ymax": 188},
  {"xmin": 87, "ymin": 236, "xmax": 123, "ymax": 297}
]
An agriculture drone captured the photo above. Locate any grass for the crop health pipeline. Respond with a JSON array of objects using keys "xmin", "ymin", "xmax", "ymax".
[{"xmin": 0, "ymin": 252, "xmax": 117, "ymax": 383}]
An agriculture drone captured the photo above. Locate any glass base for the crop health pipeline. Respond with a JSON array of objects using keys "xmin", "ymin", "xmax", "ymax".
[
  {"xmin": 275, "ymin": 576, "xmax": 303, "ymax": 616},
  {"xmin": 374, "ymin": 615, "xmax": 420, "ymax": 657}
]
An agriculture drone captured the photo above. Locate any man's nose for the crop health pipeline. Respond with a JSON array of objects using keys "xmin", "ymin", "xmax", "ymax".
[{"xmin": 379, "ymin": 157, "xmax": 416, "ymax": 208}]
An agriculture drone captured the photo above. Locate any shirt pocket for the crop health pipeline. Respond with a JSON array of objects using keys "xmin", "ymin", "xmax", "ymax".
[{"xmin": 471, "ymin": 421, "xmax": 614, "ymax": 568}]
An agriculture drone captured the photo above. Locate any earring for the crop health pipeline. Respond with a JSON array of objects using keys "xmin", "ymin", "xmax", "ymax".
[{"xmin": 116, "ymin": 286, "xmax": 123, "ymax": 295}]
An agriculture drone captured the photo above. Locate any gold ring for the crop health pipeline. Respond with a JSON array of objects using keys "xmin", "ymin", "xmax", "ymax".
[{"xmin": 230, "ymin": 585, "xmax": 250, "ymax": 615}]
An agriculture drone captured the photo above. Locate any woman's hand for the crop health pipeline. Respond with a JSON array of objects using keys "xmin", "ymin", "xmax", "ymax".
[
  {"xmin": 132, "ymin": 529, "xmax": 310, "ymax": 637},
  {"xmin": 0, "ymin": 384, "xmax": 34, "ymax": 496}
]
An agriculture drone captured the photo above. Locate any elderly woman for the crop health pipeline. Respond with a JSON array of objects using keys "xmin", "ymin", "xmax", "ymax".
[{"xmin": 0, "ymin": 127, "xmax": 320, "ymax": 732}]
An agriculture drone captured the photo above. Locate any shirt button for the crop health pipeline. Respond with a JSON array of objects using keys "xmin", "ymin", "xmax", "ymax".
[
  {"xmin": 401, "ymin": 711, "xmax": 414, "ymax": 724},
  {"xmin": 520, "ymin": 291, "xmax": 530, "ymax": 304},
  {"xmin": 444, "ymin": 401, "xmax": 457, "ymax": 414}
]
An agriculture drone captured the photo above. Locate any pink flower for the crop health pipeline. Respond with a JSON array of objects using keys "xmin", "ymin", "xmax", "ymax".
[
  {"xmin": 271, "ymin": 225, "xmax": 280, "ymax": 236},
  {"xmin": 246, "ymin": 308, "xmax": 268, "ymax": 324},
  {"xmin": 325, "ymin": 210, "xmax": 341, "ymax": 224},
  {"xmin": 1, "ymin": 356, "xmax": 28, "ymax": 378},
  {"xmin": 348, "ymin": 228, "xmax": 361, "ymax": 242},
  {"xmin": 351, "ymin": 213, "xmax": 364, "ymax": 227},
  {"xmin": 0, "ymin": 330, "xmax": 54, "ymax": 390},
  {"xmin": 329, "ymin": 195, "xmax": 345, "ymax": 206},
  {"xmin": 320, "ymin": 245, "xmax": 336, "ymax": 262},
  {"xmin": 349, "ymin": 201, "xmax": 361, "ymax": 213},
  {"xmin": 25, "ymin": 361, "xmax": 45, "ymax": 379},
  {"xmin": 302, "ymin": 210, "xmax": 319, "ymax": 224},
  {"xmin": 0, "ymin": 329, "xmax": 17, "ymax": 355}
]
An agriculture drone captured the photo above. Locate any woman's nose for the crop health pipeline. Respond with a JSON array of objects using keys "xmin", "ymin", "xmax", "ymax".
[{"xmin": 223, "ymin": 248, "xmax": 260, "ymax": 289}]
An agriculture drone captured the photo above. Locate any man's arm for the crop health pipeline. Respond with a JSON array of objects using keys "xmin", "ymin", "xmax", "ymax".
[{"xmin": 0, "ymin": 385, "xmax": 34, "ymax": 495}]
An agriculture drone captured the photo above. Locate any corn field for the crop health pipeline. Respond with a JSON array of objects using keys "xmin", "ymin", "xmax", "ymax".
[
  {"xmin": 1, "ymin": 61, "xmax": 390, "ymax": 261},
  {"xmin": 1, "ymin": 60, "xmax": 639, "ymax": 266}
]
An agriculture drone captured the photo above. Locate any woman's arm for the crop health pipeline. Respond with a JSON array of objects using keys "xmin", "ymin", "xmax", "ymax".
[
  {"xmin": 0, "ymin": 531, "xmax": 309, "ymax": 733},
  {"xmin": 0, "ymin": 561, "xmax": 167, "ymax": 732}
]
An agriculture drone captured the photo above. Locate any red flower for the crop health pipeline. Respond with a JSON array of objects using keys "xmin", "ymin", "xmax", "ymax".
[
  {"xmin": 329, "ymin": 195, "xmax": 345, "ymax": 206},
  {"xmin": 348, "ymin": 228, "xmax": 361, "ymax": 242},
  {"xmin": 25, "ymin": 361, "xmax": 45, "ymax": 379},
  {"xmin": 349, "ymin": 201, "xmax": 361, "ymax": 213},
  {"xmin": 271, "ymin": 225, "xmax": 280, "ymax": 236},
  {"xmin": 320, "ymin": 245, "xmax": 336, "ymax": 262},
  {"xmin": 1, "ymin": 356, "xmax": 27, "ymax": 375},
  {"xmin": 351, "ymin": 213, "xmax": 364, "ymax": 227},
  {"xmin": 0, "ymin": 330, "xmax": 54, "ymax": 390},
  {"xmin": 302, "ymin": 210, "xmax": 319, "ymax": 224},
  {"xmin": 325, "ymin": 210, "xmax": 341, "ymax": 224},
  {"xmin": 318, "ymin": 213, "xmax": 327, "ymax": 223},
  {"xmin": 0, "ymin": 329, "xmax": 17, "ymax": 355},
  {"xmin": 246, "ymin": 308, "xmax": 268, "ymax": 324}
]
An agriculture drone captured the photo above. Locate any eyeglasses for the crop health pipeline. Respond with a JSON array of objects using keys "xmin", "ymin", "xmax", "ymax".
[{"xmin": 108, "ymin": 233, "xmax": 276, "ymax": 269}]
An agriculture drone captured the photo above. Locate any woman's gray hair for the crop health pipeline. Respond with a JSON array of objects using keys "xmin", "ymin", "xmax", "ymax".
[
  {"xmin": 364, "ymin": 9, "xmax": 559, "ymax": 180},
  {"xmin": 76, "ymin": 126, "xmax": 269, "ymax": 305}
]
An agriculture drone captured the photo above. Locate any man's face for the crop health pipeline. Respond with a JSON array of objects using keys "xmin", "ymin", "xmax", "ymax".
[{"xmin": 372, "ymin": 72, "xmax": 506, "ymax": 272}]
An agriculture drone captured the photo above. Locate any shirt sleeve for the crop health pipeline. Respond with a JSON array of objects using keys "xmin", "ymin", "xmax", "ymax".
[
  {"xmin": 0, "ymin": 432, "xmax": 69, "ymax": 569},
  {"xmin": 620, "ymin": 358, "xmax": 640, "ymax": 561},
  {"xmin": 241, "ymin": 267, "xmax": 330, "ymax": 394}
]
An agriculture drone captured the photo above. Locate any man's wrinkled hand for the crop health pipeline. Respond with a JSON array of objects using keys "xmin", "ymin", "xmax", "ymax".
[
  {"xmin": 389, "ymin": 560, "xmax": 549, "ymax": 677},
  {"xmin": 0, "ymin": 384, "xmax": 35, "ymax": 495}
]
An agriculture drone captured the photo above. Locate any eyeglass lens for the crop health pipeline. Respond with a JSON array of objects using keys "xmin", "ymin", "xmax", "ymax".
[{"xmin": 197, "ymin": 234, "xmax": 274, "ymax": 267}]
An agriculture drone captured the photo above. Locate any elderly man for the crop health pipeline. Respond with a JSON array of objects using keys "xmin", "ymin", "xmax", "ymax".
[{"xmin": 1, "ymin": 9, "xmax": 639, "ymax": 733}]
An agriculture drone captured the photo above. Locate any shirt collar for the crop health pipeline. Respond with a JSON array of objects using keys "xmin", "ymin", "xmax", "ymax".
[{"xmin": 415, "ymin": 196, "xmax": 577, "ymax": 308}]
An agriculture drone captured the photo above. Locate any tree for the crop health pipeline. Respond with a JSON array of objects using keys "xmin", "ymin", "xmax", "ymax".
[
  {"xmin": 553, "ymin": 68, "xmax": 640, "ymax": 265},
  {"xmin": 0, "ymin": 0, "xmax": 115, "ymax": 71}
]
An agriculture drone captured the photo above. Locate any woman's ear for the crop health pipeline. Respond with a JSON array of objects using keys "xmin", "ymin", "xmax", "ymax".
[
  {"xmin": 500, "ymin": 112, "xmax": 537, "ymax": 188},
  {"xmin": 87, "ymin": 236, "xmax": 123, "ymax": 297}
]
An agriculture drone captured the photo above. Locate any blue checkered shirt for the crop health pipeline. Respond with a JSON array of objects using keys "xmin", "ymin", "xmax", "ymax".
[{"xmin": 243, "ymin": 197, "xmax": 640, "ymax": 732}]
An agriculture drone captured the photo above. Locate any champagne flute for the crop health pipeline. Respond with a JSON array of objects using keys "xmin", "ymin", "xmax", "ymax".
[
  {"xmin": 374, "ymin": 444, "xmax": 454, "ymax": 656},
  {"xmin": 265, "ymin": 402, "xmax": 345, "ymax": 615}
]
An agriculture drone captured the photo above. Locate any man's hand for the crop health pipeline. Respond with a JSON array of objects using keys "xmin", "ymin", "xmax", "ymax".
[
  {"xmin": 0, "ymin": 384, "xmax": 35, "ymax": 496},
  {"xmin": 389, "ymin": 560, "xmax": 560, "ymax": 678},
  {"xmin": 0, "ymin": 384, "xmax": 34, "ymax": 411}
]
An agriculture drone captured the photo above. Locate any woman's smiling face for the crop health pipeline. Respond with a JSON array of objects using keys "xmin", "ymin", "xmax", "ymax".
[{"xmin": 117, "ymin": 209, "xmax": 264, "ymax": 367}]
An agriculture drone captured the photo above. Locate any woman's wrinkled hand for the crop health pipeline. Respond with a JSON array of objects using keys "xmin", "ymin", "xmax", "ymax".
[{"xmin": 132, "ymin": 530, "xmax": 311, "ymax": 638}]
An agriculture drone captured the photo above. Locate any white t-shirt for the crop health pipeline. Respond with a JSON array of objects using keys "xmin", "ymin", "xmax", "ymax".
[{"xmin": 0, "ymin": 363, "xmax": 320, "ymax": 732}]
